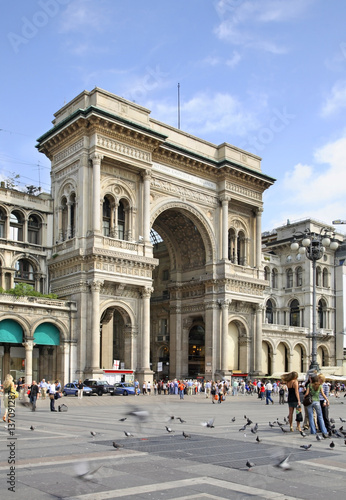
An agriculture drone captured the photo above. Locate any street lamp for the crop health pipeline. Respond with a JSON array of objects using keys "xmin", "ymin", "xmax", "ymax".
[{"xmin": 290, "ymin": 228, "xmax": 339, "ymax": 371}]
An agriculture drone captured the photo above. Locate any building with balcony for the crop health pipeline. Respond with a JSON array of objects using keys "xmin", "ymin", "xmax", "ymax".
[
  {"xmin": 34, "ymin": 87, "xmax": 274, "ymax": 384},
  {"xmin": 262, "ymin": 218, "xmax": 345, "ymax": 377}
]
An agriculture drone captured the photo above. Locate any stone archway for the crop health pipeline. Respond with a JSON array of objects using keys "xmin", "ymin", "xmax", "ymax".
[
  {"xmin": 150, "ymin": 205, "xmax": 214, "ymax": 379},
  {"xmin": 100, "ymin": 305, "xmax": 134, "ymax": 371}
]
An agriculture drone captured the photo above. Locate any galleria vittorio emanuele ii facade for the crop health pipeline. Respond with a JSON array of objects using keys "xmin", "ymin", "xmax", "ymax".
[{"xmin": 0, "ymin": 88, "xmax": 345, "ymax": 385}]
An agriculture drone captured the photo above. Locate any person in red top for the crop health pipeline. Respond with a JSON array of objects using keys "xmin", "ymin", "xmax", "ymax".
[{"xmin": 178, "ymin": 381, "xmax": 185, "ymax": 399}]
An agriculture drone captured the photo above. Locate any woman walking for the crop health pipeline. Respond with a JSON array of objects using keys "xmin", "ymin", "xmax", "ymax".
[
  {"xmin": 304, "ymin": 375, "xmax": 329, "ymax": 436},
  {"xmin": 3, "ymin": 374, "xmax": 16, "ymax": 423},
  {"xmin": 281, "ymin": 371, "xmax": 301, "ymax": 432}
]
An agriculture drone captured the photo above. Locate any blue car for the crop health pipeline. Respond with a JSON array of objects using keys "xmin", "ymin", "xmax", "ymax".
[
  {"xmin": 62, "ymin": 382, "xmax": 93, "ymax": 397},
  {"xmin": 113, "ymin": 382, "xmax": 135, "ymax": 396}
]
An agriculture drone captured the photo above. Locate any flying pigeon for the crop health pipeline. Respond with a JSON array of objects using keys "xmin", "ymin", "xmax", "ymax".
[
  {"xmin": 75, "ymin": 462, "xmax": 103, "ymax": 481},
  {"xmin": 275, "ymin": 454, "xmax": 292, "ymax": 470},
  {"xmin": 202, "ymin": 418, "xmax": 215, "ymax": 428},
  {"xmin": 300, "ymin": 444, "xmax": 312, "ymax": 450}
]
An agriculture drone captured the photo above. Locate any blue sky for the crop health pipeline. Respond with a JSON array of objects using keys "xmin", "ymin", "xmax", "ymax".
[{"xmin": 2, "ymin": 0, "xmax": 346, "ymax": 231}]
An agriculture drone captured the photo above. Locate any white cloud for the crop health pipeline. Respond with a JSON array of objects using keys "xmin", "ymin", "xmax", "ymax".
[
  {"xmin": 146, "ymin": 91, "xmax": 263, "ymax": 138},
  {"xmin": 265, "ymin": 134, "xmax": 346, "ymax": 229},
  {"xmin": 321, "ymin": 80, "xmax": 346, "ymax": 117},
  {"xmin": 59, "ymin": 0, "xmax": 110, "ymax": 33},
  {"xmin": 215, "ymin": 0, "xmax": 313, "ymax": 53},
  {"xmin": 226, "ymin": 51, "xmax": 241, "ymax": 68}
]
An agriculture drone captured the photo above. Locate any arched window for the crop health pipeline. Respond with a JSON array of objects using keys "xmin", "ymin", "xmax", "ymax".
[
  {"xmin": 28, "ymin": 214, "xmax": 41, "ymax": 245},
  {"xmin": 316, "ymin": 266, "xmax": 322, "ymax": 287},
  {"xmin": 290, "ymin": 299, "xmax": 300, "ymax": 327},
  {"xmin": 266, "ymin": 299, "xmax": 274, "ymax": 324},
  {"xmin": 118, "ymin": 201, "xmax": 125, "ymax": 240},
  {"xmin": 237, "ymin": 230, "xmax": 246, "ymax": 265},
  {"xmin": 0, "ymin": 208, "xmax": 6, "ymax": 238},
  {"xmin": 322, "ymin": 268, "xmax": 328, "ymax": 288},
  {"xmin": 272, "ymin": 268, "xmax": 278, "ymax": 288},
  {"xmin": 228, "ymin": 228, "xmax": 236, "ymax": 263},
  {"xmin": 69, "ymin": 193, "xmax": 76, "ymax": 238},
  {"xmin": 264, "ymin": 266, "xmax": 270, "ymax": 281},
  {"xmin": 318, "ymin": 299, "xmax": 327, "ymax": 328},
  {"xmin": 102, "ymin": 197, "xmax": 111, "ymax": 236},
  {"xmin": 10, "ymin": 211, "xmax": 24, "ymax": 241},
  {"xmin": 15, "ymin": 259, "xmax": 34, "ymax": 283},
  {"xmin": 61, "ymin": 197, "xmax": 68, "ymax": 241},
  {"xmin": 296, "ymin": 266, "xmax": 303, "ymax": 287},
  {"xmin": 286, "ymin": 268, "xmax": 293, "ymax": 288}
]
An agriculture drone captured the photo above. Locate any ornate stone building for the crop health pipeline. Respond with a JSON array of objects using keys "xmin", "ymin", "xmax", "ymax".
[
  {"xmin": 0, "ymin": 186, "xmax": 77, "ymax": 385},
  {"xmin": 34, "ymin": 87, "xmax": 274, "ymax": 384},
  {"xmin": 262, "ymin": 219, "xmax": 343, "ymax": 376}
]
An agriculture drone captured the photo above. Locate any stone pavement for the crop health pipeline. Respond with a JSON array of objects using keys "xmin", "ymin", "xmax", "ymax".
[{"xmin": 1, "ymin": 392, "xmax": 346, "ymax": 499}]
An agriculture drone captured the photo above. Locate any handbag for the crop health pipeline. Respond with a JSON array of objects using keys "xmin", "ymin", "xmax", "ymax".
[
  {"xmin": 11, "ymin": 390, "xmax": 19, "ymax": 399},
  {"xmin": 302, "ymin": 392, "xmax": 312, "ymax": 406},
  {"xmin": 49, "ymin": 394, "xmax": 54, "ymax": 400}
]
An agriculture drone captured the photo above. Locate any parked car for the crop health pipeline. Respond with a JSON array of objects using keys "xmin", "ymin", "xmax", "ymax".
[
  {"xmin": 113, "ymin": 382, "xmax": 136, "ymax": 396},
  {"xmin": 62, "ymin": 382, "xmax": 92, "ymax": 397},
  {"xmin": 83, "ymin": 379, "xmax": 115, "ymax": 396}
]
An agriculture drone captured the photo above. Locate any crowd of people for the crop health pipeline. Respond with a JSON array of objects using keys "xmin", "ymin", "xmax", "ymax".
[
  {"xmin": 0, "ymin": 376, "xmax": 64, "ymax": 421},
  {"xmin": 1, "ymin": 372, "xmax": 345, "ymax": 433}
]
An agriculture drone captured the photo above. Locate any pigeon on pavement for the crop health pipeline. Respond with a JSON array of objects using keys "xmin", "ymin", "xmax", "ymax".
[
  {"xmin": 330, "ymin": 441, "xmax": 335, "ymax": 448},
  {"xmin": 182, "ymin": 431, "xmax": 191, "ymax": 439},
  {"xmin": 124, "ymin": 431, "xmax": 134, "ymax": 437},
  {"xmin": 300, "ymin": 444, "xmax": 312, "ymax": 450},
  {"xmin": 246, "ymin": 460, "xmax": 255, "ymax": 468},
  {"xmin": 113, "ymin": 442, "xmax": 124, "ymax": 449}
]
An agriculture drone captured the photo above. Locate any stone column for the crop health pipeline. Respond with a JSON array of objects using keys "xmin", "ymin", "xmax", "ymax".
[
  {"xmin": 90, "ymin": 280, "xmax": 103, "ymax": 370},
  {"xmin": 255, "ymin": 304, "xmax": 263, "ymax": 374},
  {"xmin": 58, "ymin": 206, "xmax": 63, "ymax": 241},
  {"xmin": 221, "ymin": 300, "xmax": 230, "ymax": 372},
  {"xmin": 91, "ymin": 154, "xmax": 102, "ymax": 234},
  {"xmin": 141, "ymin": 287, "xmax": 152, "ymax": 370},
  {"xmin": 142, "ymin": 170, "xmax": 151, "ymax": 243},
  {"xmin": 221, "ymin": 197, "xmax": 230, "ymax": 260},
  {"xmin": 181, "ymin": 317, "xmax": 193, "ymax": 378},
  {"xmin": 67, "ymin": 202, "xmax": 72, "ymax": 238},
  {"xmin": 136, "ymin": 287, "xmax": 153, "ymax": 386},
  {"xmin": 23, "ymin": 339, "xmax": 35, "ymax": 387},
  {"xmin": 256, "ymin": 208, "xmax": 263, "ymax": 268},
  {"xmin": 23, "ymin": 217, "xmax": 28, "ymax": 242}
]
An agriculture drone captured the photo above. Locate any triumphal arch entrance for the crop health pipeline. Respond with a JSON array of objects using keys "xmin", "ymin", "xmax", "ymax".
[{"xmin": 37, "ymin": 87, "xmax": 274, "ymax": 383}]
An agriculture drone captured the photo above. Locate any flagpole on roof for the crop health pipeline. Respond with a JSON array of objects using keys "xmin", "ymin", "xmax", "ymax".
[{"xmin": 177, "ymin": 83, "xmax": 180, "ymax": 130}]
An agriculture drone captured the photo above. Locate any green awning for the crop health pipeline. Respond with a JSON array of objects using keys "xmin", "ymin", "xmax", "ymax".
[
  {"xmin": 0, "ymin": 319, "xmax": 24, "ymax": 343},
  {"xmin": 34, "ymin": 323, "xmax": 60, "ymax": 346}
]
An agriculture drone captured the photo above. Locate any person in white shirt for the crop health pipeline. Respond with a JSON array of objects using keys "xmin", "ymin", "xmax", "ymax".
[
  {"xmin": 265, "ymin": 381, "xmax": 274, "ymax": 405},
  {"xmin": 49, "ymin": 382, "xmax": 57, "ymax": 412}
]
